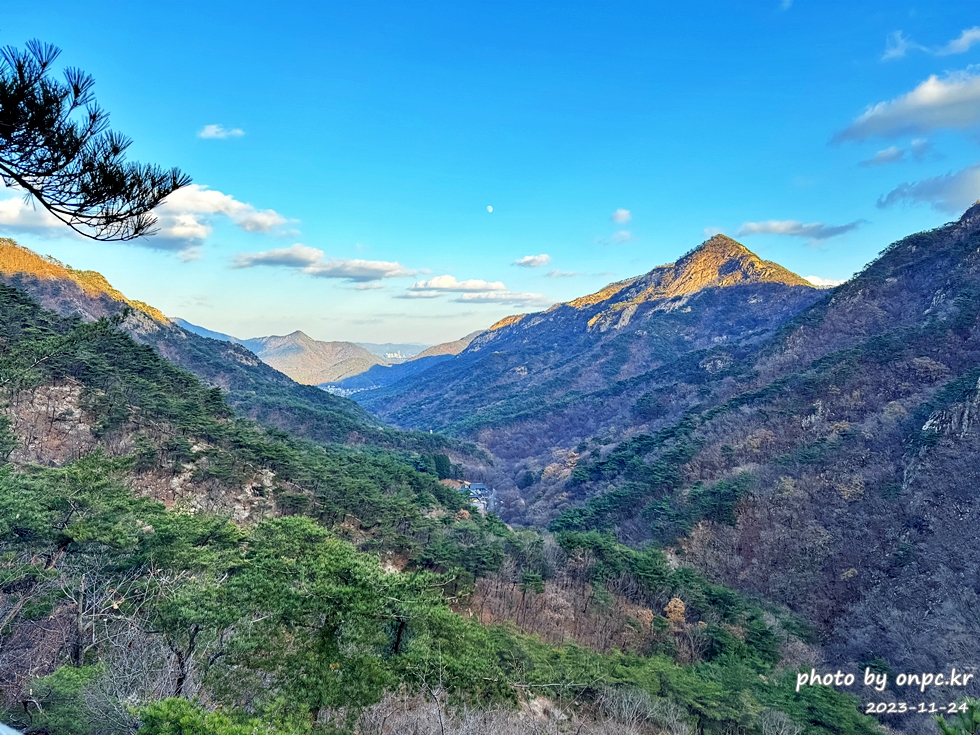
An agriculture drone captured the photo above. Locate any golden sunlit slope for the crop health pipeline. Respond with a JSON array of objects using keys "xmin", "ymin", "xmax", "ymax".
[
  {"xmin": 0, "ymin": 238, "xmax": 168, "ymax": 323},
  {"xmin": 568, "ymin": 235, "xmax": 813, "ymax": 329}
]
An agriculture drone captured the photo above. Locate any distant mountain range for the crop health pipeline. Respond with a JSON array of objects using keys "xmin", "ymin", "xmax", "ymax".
[
  {"xmin": 173, "ymin": 319, "xmax": 387, "ymax": 382},
  {"xmin": 322, "ymin": 331, "xmax": 482, "ymax": 395},
  {"xmin": 174, "ymin": 319, "xmax": 471, "ymax": 386}
]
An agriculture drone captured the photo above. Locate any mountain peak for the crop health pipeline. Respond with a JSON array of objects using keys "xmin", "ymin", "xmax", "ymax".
[
  {"xmin": 959, "ymin": 200, "xmax": 980, "ymax": 226},
  {"xmin": 669, "ymin": 234, "xmax": 812, "ymax": 295},
  {"xmin": 568, "ymin": 235, "xmax": 812, "ymax": 316},
  {"xmin": 692, "ymin": 233, "xmax": 754, "ymax": 258}
]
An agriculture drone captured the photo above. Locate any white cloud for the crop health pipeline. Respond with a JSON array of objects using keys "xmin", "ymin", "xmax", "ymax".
[
  {"xmin": 938, "ymin": 27, "xmax": 980, "ymax": 56},
  {"xmin": 835, "ymin": 69, "xmax": 980, "ymax": 142},
  {"xmin": 232, "ymin": 244, "xmax": 323, "ymax": 269},
  {"xmin": 611, "ymin": 208, "xmax": 631, "ymax": 223},
  {"xmin": 877, "ymin": 162, "xmax": 980, "ymax": 213},
  {"xmin": 702, "ymin": 226, "xmax": 723, "ymax": 238},
  {"xmin": 513, "ymin": 254, "xmax": 551, "ymax": 268},
  {"xmin": 546, "ymin": 269, "xmax": 579, "ymax": 278},
  {"xmin": 0, "ymin": 194, "xmax": 71, "ymax": 237},
  {"xmin": 198, "ymin": 124, "xmax": 245, "ymax": 139},
  {"xmin": 736, "ymin": 219, "xmax": 865, "ymax": 242},
  {"xmin": 399, "ymin": 290, "xmax": 444, "ymax": 299},
  {"xmin": 306, "ymin": 259, "xmax": 415, "ymax": 281},
  {"xmin": 859, "ymin": 139, "xmax": 935, "ymax": 167},
  {"xmin": 910, "ymin": 138, "xmax": 933, "ymax": 158},
  {"xmin": 453, "ymin": 290, "xmax": 550, "ymax": 306},
  {"xmin": 882, "ymin": 28, "xmax": 980, "ymax": 61},
  {"xmin": 0, "ymin": 183, "xmax": 290, "ymax": 258},
  {"xmin": 804, "ymin": 275, "xmax": 846, "ymax": 288},
  {"xmin": 233, "ymin": 243, "xmax": 415, "ymax": 282},
  {"xmin": 402, "ymin": 274, "xmax": 549, "ymax": 306},
  {"xmin": 409, "ymin": 275, "xmax": 507, "ymax": 293},
  {"xmin": 354, "ymin": 282, "xmax": 384, "ymax": 290},
  {"xmin": 860, "ymin": 146, "xmax": 905, "ymax": 166},
  {"xmin": 178, "ymin": 247, "xmax": 203, "ymax": 263},
  {"xmin": 150, "ymin": 184, "xmax": 291, "ymax": 256}
]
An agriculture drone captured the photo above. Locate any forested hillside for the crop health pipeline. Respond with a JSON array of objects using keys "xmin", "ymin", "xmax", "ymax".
[{"xmin": 0, "ymin": 272, "xmax": 874, "ymax": 734}]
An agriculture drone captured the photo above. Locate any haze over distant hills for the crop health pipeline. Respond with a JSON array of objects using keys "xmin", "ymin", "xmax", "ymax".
[
  {"xmin": 356, "ymin": 342, "xmax": 428, "ymax": 360},
  {"xmin": 323, "ymin": 331, "xmax": 482, "ymax": 395},
  {"xmin": 174, "ymin": 319, "xmax": 392, "ymax": 382},
  {"xmin": 239, "ymin": 331, "xmax": 386, "ymax": 385}
]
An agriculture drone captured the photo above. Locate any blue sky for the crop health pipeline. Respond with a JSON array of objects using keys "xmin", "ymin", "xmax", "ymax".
[{"xmin": 3, "ymin": 1, "xmax": 980, "ymax": 343}]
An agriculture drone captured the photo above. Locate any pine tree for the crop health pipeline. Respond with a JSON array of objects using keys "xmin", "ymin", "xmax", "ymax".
[{"xmin": 0, "ymin": 40, "xmax": 190, "ymax": 241}]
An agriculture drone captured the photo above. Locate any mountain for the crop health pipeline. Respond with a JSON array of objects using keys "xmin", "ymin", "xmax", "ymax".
[
  {"xmin": 239, "ymin": 331, "xmax": 386, "ymax": 384},
  {"xmin": 172, "ymin": 317, "xmax": 240, "ymax": 343},
  {"xmin": 353, "ymin": 235, "xmax": 822, "ymax": 487},
  {"xmin": 173, "ymin": 319, "xmax": 400, "ymax": 384},
  {"xmin": 411, "ymin": 331, "xmax": 481, "ymax": 359},
  {"xmin": 324, "ymin": 331, "xmax": 482, "ymax": 394},
  {"xmin": 0, "ymin": 241, "xmax": 169, "ymax": 324}
]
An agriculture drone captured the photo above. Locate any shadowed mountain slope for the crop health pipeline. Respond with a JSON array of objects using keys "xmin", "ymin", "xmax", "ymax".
[{"xmin": 411, "ymin": 330, "xmax": 481, "ymax": 359}]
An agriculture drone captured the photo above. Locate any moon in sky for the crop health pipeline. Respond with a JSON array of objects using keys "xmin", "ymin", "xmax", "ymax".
[{"xmin": 486, "ymin": 205, "xmax": 493, "ymax": 213}]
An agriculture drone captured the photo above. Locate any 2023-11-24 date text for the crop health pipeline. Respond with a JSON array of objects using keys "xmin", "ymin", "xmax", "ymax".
[{"xmin": 864, "ymin": 702, "xmax": 970, "ymax": 715}]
